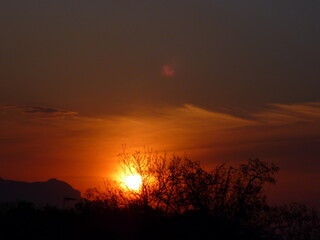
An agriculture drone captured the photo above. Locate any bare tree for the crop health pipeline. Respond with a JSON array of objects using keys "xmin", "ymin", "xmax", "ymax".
[
  {"xmin": 86, "ymin": 149, "xmax": 279, "ymax": 220},
  {"xmin": 230, "ymin": 158, "xmax": 279, "ymax": 218}
]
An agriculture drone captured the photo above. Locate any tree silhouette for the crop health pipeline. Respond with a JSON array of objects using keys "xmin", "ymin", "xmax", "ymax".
[
  {"xmin": 86, "ymin": 149, "xmax": 279, "ymax": 217},
  {"xmin": 1, "ymin": 149, "xmax": 320, "ymax": 239},
  {"xmin": 261, "ymin": 203, "xmax": 320, "ymax": 240}
]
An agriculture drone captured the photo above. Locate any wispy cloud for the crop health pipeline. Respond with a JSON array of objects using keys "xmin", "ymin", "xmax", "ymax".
[
  {"xmin": 0, "ymin": 105, "xmax": 78, "ymax": 119},
  {"xmin": 253, "ymin": 102, "xmax": 320, "ymax": 124}
]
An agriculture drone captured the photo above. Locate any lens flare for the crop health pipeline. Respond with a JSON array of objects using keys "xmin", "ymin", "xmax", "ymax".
[{"xmin": 161, "ymin": 64, "xmax": 175, "ymax": 77}]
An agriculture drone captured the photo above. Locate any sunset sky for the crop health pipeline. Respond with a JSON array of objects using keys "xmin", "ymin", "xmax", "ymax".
[{"xmin": 0, "ymin": 1, "xmax": 320, "ymax": 206}]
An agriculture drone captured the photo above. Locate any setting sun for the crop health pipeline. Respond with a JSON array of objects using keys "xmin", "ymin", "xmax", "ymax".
[{"xmin": 124, "ymin": 174, "xmax": 142, "ymax": 191}]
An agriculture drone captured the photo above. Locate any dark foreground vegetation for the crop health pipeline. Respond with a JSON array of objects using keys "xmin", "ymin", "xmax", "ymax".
[{"xmin": 1, "ymin": 151, "xmax": 319, "ymax": 240}]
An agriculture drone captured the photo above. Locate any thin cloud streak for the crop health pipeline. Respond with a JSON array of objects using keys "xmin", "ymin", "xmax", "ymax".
[{"xmin": 0, "ymin": 105, "xmax": 79, "ymax": 119}]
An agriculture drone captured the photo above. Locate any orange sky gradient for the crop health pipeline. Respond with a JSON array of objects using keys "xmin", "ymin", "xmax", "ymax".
[{"xmin": 1, "ymin": 102, "xmax": 320, "ymax": 206}]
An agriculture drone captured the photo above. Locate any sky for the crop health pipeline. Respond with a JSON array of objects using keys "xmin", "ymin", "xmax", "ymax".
[{"xmin": 0, "ymin": 1, "xmax": 320, "ymax": 206}]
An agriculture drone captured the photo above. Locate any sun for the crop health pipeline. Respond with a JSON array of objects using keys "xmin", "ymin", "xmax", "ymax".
[{"xmin": 124, "ymin": 174, "xmax": 142, "ymax": 191}]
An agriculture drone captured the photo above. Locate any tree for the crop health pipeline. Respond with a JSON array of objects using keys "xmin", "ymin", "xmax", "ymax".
[
  {"xmin": 80, "ymin": 149, "xmax": 320, "ymax": 239},
  {"xmin": 230, "ymin": 158, "xmax": 279, "ymax": 219},
  {"xmin": 261, "ymin": 203, "xmax": 320, "ymax": 240},
  {"xmin": 85, "ymin": 149, "xmax": 279, "ymax": 219}
]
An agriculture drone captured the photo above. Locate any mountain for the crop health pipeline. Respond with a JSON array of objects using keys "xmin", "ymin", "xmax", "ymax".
[{"xmin": 0, "ymin": 178, "xmax": 81, "ymax": 208}]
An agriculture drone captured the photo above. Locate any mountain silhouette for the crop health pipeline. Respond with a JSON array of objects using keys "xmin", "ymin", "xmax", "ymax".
[{"xmin": 0, "ymin": 178, "xmax": 81, "ymax": 208}]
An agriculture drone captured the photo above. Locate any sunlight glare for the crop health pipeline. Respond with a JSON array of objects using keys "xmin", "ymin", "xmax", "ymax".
[{"xmin": 124, "ymin": 174, "xmax": 142, "ymax": 191}]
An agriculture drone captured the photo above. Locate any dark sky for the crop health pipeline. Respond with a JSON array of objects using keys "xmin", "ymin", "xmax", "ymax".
[
  {"xmin": 1, "ymin": 1, "xmax": 319, "ymax": 115},
  {"xmin": 0, "ymin": 1, "xmax": 320, "ymax": 206}
]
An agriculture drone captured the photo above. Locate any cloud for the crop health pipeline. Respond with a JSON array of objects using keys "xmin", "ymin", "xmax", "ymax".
[
  {"xmin": 253, "ymin": 102, "xmax": 320, "ymax": 124},
  {"xmin": 0, "ymin": 105, "xmax": 78, "ymax": 119}
]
